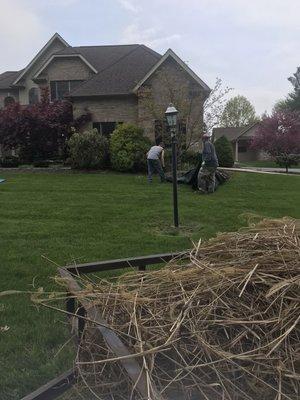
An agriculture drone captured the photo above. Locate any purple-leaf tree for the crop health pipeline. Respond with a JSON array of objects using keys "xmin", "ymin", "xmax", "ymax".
[
  {"xmin": 0, "ymin": 87, "xmax": 91, "ymax": 162},
  {"xmin": 251, "ymin": 111, "xmax": 300, "ymax": 172}
]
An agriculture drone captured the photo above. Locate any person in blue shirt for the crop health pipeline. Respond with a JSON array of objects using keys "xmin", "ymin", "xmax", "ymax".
[{"xmin": 198, "ymin": 134, "xmax": 219, "ymax": 193}]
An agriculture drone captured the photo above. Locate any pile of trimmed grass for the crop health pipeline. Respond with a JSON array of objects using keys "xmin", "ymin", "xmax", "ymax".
[
  {"xmin": 0, "ymin": 171, "xmax": 299, "ymax": 399},
  {"xmin": 48, "ymin": 217, "xmax": 299, "ymax": 400}
]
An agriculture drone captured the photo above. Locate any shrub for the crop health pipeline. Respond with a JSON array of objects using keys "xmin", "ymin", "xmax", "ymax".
[
  {"xmin": 110, "ymin": 124, "xmax": 151, "ymax": 172},
  {"xmin": 163, "ymin": 149, "xmax": 201, "ymax": 171},
  {"xmin": 0, "ymin": 89, "xmax": 91, "ymax": 163},
  {"xmin": 214, "ymin": 136, "xmax": 234, "ymax": 167},
  {"xmin": 181, "ymin": 150, "xmax": 202, "ymax": 166},
  {"xmin": 275, "ymin": 154, "xmax": 299, "ymax": 173},
  {"xmin": 0, "ymin": 156, "xmax": 20, "ymax": 168},
  {"xmin": 33, "ymin": 160, "xmax": 50, "ymax": 168},
  {"xmin": 67, "ymin": 129, "xmax": 108, "ymax": 170}
]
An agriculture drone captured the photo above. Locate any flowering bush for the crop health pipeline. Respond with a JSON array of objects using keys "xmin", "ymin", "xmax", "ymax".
[{"xmin": 0, "ymin": 88, "xmax": 91, "ymax": 162}]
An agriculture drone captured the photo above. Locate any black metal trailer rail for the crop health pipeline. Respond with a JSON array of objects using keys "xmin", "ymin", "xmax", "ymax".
[
  {"xmin": 20, "ymin": 369, "xmax": 76, "ymax": 400},
  {"xmin": 21, "ymin": 251, "xmax": 185, "ymax": 400}
]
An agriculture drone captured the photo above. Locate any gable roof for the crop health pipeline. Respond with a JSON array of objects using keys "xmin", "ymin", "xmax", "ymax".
[
  {"xmin": 12, "ymin": 33, "xmax": 69, "ymax": 85},
  {"xmin": 68, "ymin": 45, "xmax": 162, "ymax": 97},
  {"xmin": 57, "ymin": 44, "xmax": 156, "ymax": 72},
  {"xmin": 0, "ymin": 34, "xmax": 210, "ymax": 98},
  {"xmin": 213, "ymin": 122, "xmax": 259, "ymax": 142},
  {"xmin": 0, "ymin": 71, "xmax": 23, "ymax": 90},
  {"xmin": 133, "ymin": 48, "xmax": 211, "ymax": 94}
]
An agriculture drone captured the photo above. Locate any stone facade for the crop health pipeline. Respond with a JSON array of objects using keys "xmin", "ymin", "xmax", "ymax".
[
  {"xmin": 39, "ymin": 57, "xmax": 94, "ymax": 82},
  {"xmin": 17, "ymin": 37, "xmax": 66, "ymax": 105},
  {"xmin": 71, "ymin": 57, "xmax": 207, "ymax": 146},
  {"xmin": 137, "ymin": 57, "xmax": 206, "ymax": 146},
  {"xmin": 73, "ymin": 95, "xmax": 138, "ymax": 127},
  {"xmin": 1, "ymin": 35, "xmax": 208, "ymax": 148}
]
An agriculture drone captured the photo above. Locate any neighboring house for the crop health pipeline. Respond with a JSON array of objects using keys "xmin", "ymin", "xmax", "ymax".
[
  {"xmin": 213, "ymin": 122, "xmax": 267, "ymax": 162},
  {"xmin": 0, "ymin": 33, "xmax": 210, "ymax": 146}
]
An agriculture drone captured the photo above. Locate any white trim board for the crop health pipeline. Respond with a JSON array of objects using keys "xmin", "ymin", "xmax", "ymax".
[
  {"xmin": 133, "ymin": 48, "xmax": 211, "ymax": 93},
  {"xmin": 13, "ymin": 33, "xmax": 70, "ymax": 85},
  {"xmin": 33, "ymin": 54, "xmax": 98, "ymax": 79}
]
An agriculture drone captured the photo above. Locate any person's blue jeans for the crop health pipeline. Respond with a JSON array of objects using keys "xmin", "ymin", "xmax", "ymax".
[{"xmin": 147, "ymin": 159, "xmax": 165, "ymax": 182}]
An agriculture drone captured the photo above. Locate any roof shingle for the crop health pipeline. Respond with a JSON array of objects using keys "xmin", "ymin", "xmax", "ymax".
[
  {"xmin": 0, "ymin": 71, "xmax": 22, "ymax": 89},
  {"xmin": 68, "ymin": 45, "xmax": 161, "ymax": 96},
  {"xmin": 213, "ymin": 123, "xmax": 260, "ymax": 142}
]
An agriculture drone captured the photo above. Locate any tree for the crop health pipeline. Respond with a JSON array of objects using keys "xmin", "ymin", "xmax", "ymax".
[
  {"xmin": 137, "ymin": 69, "xmax": 205, "ymax": 153},
  {"xmin": 220, "ymin": 95, "xmax": 258, "ymax": 127},
  {"xmin": 251, "ymin": 111, "xmax": 300, "ymax": 172},
  {"xmin": 138, "ymin": 74, "xmax": 231, "ymax": 160},
  {"xmin": 203, "ymin": 77, "xmax": 232, "ymax": 134},
  {"xmin": 274, "ymin": 67, "xmax": 300, "ymax": 112},
  {"xmin": 214, "ymin": 136, "xmax": 234, "ymax": 167},
  {"xmin": 0, "ymin": 88, "xmax": 91, "ymax": 162}
]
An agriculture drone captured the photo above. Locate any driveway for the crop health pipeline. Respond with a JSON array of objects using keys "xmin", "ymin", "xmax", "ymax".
[
  {"xmin": 220, "ymin": 167, "xmax": 300, "ymax": 176},
  {"xmin": 240, "ymin": 166, "xmax": 300, "ymax": 174}
]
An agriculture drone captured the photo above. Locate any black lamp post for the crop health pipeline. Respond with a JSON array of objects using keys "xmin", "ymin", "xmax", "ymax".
[{"xmin": 165, "ymin": 103, "xmax": 179, "ymax": 228}]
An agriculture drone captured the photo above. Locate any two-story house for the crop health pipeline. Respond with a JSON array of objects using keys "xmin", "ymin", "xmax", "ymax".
[{"xmin": 0, "ymin": 33, "xmax": 210, "ymax": 145}]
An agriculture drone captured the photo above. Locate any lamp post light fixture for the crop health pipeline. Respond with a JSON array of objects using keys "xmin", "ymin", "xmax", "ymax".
[{"xmin": 165, "ymin": 103, "xmax": 179, "ymax": 228}]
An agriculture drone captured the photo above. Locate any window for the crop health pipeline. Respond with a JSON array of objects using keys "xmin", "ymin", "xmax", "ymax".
[
  {"xmin": 29, "ymin": 88, "xmax": 39, "ymax": 105},
  {"xmin": 50, "ymin": 80, "xmax": 84, "ymax": 101},
  {"xmin": 4, "ymin": 96, "xmax": 15, "ymax": 107},
  {"xmin": 238, "ymin": 142, "xmax": 248, "ymax": 153},
  {"xmin": 92, "ymin": 122, "xmax": 120, "ymax": 137},
  {"xmin": 92, "ymin": 122, "xmax": 101, "ymax": 133}
]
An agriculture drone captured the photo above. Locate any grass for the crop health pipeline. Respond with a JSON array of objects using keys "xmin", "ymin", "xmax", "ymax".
[
  {"xmin": 237, "ymin": 160, "xmax": 300, "ymax": 169},
  {"xmin": 0, "ymin": 170, "xmax": 299, "ymax": 399}
]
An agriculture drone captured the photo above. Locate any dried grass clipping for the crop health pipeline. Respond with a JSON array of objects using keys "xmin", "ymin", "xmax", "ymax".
[{"xmin": 41, "ymin": 217, "xmax": 300, "ymax": 399}]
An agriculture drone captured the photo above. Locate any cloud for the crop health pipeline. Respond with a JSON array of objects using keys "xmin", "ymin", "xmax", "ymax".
[
  {"xmin": 120, "ymin": 23, "xmax": 181, "ymax": 48},
  {"xmin": 1, "ymin": 0, "xmax": 298, "ymax": 114},
  {"xmin": 226, "ymin": 0, "xmax": 300, "ymax": 28},
  {"xmin": 0, "ymin": 1, "xmax": 46, "ymax": 71},
  {"xmin": 156, "ymin": 0, "xmax": 300, "ymax": 29},
  {"xmin": 44, "ymin": 0, "xmax": 79, "ymax": 5},
  {"xmin": 118, "ymin": 0, "xmax": 139, "ymax": 13}
]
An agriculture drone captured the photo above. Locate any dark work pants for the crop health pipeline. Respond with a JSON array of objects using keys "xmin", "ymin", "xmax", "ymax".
[{"xmin": 147, "ymin": 159, "xmax": 165, "ymax": 182}]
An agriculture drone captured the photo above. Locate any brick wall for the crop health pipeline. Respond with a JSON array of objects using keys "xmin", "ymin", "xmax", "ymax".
[
  {"xmin": 137, "ymin": 57, "xmax": 207, "ymax": 147},
  {"xmin": 72, "ymin": 95, "xmax": 138, "ymax": 128},
  {"xmin": 43, "ymin": 57, "xmax": 94, "ymax": 81},
  {"xmin": 18, "ymin": 37, "xmax": 67, "ymax": 105},
  {"xmin": 72, "ymin": 58, "xmax": 206, "ymax": 148}
]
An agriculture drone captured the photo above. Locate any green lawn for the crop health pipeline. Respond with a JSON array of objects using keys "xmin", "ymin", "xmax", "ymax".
[{"xmin": 0, "ymin": 171, "xmax": 299, "ymax": 399}]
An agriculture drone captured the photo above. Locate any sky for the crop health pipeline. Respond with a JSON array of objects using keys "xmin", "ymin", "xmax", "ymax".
[{"xmin": 0, "ymin": 0, "xmax": 299, "ymax": 114}]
